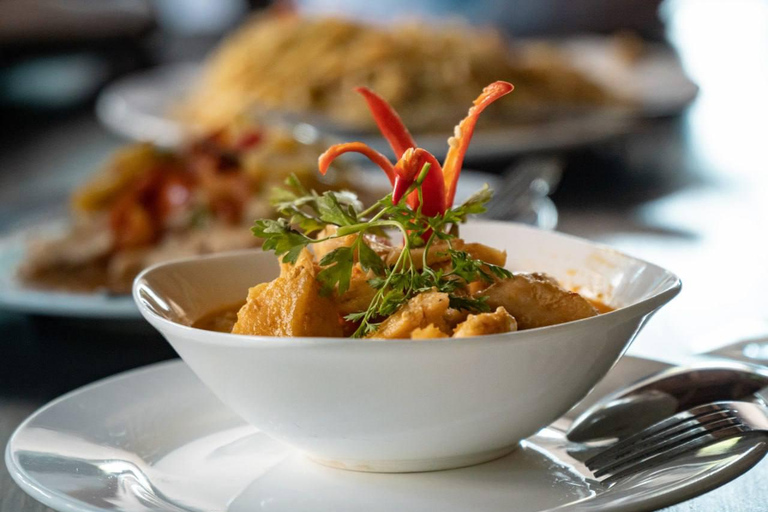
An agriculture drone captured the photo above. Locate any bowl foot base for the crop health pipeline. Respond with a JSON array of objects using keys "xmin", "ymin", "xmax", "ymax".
[{"xmin": 306, "ymin": 444, "xmax": 519, "ymax": 473}]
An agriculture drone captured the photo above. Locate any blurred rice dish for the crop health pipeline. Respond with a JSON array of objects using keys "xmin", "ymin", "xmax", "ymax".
[{"xmin": 176, "ymin": 14, "xmax": 621, "ymax": 134}]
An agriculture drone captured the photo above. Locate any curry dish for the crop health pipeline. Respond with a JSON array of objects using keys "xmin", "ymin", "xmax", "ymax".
[
  {"xmin": 19, "ymin": 123, "xmax": 369, "ymax": 294},
  {"xmin": 207, "ymin": 81, "xmax": 611, "ymax": 339}
]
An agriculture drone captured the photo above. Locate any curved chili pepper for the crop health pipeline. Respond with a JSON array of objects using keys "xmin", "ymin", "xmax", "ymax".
[
  {"xmin": 321, "ymin": 82, "xmax": 513, "ymax": 224},
  {"xmin": 392, "ymin": 148, "xmax": 445, "ymax": 218},
  {"xmin": 318, "ymin": 142, "xmax": 396, "ymax": 185},
  {"xmin": 355, "ymin": 87, "xmax": 417, "ymax": 159},
  {"xmin": 441, "ymin": 81, "xmax": 514, "ymax": 207}
]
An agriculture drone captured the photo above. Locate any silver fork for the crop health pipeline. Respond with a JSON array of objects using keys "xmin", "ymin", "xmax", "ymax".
[{"xmin": 584, "ymin": 400, "xmax": 768, "ymax": 483}]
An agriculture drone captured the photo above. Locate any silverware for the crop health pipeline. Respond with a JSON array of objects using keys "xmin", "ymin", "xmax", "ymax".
[
  {"xmin": 584, "ymin": 400, "xmax": 768, "ymax": 483},
  {"xmin": 485, "ymin": 157, "xmax": 562, "ymax": 221},
  {"xmin": 567, "ymin": 361, "xmax": 768, "ymax": 443}
]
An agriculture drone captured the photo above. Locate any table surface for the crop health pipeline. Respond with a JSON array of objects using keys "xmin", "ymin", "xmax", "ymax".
[{"xmin": 2, "ymin": 2, "xmax": 768, "ymax": 510}]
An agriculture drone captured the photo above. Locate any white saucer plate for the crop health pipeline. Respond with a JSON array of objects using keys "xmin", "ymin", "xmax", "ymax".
[{"xmin": 6, "ymin": 357, "xmax": 766, "ymax": 512}]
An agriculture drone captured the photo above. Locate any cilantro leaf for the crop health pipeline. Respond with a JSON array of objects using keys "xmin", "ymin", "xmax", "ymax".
[
  {"xmin": 488, "ymin": 263, "xmax": 513, "ymax": 280},
  {"xmin": 449, "ymin": 294, "xmax": 491, "ymax": 312},
  {"xmin": 252, "ymin": 171, "xmax": 507, "ymax": 338},
  {"xmin": 367, "ymin": 276, "xmax": 387, "ymax": 289},
  {"xmin": 357, "ymin": 240, "xmax": 386, "ymax": 275},
  {"xmin": 289, "ymin": 213, "xmax": 326, "ymax": 235},
  {"xmin": 252, "ymin": 219, "xmax": 314, "ymax": 264},
  {"xmin": 317, "ymin": 192, "xmax": 361, "ymax": 226},
  {"xmin": 317, "ymin": 247, "xmax": 354, "ymax": 296}
]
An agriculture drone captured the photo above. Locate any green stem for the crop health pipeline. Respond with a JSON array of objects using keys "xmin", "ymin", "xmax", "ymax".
[
  {"xmin": 359, "ymin": 193, "xmax": 392, "ymax": 219},
  {"xmin": 422, "ymin": 230, "xmax": 436, "ymax": 270}
]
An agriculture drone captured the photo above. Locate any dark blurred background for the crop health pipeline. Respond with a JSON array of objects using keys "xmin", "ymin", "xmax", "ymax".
[
  {"xmin": 0, "ymin": 0, "xmax": 768, "ymax": 510},
  {"xmin": 2, "ymin": 0, "xmax": 767, "ymax": 351},
  {"xmin": 1, "ymin": 2, "xmax": 767, "ymax": 508},
  {"xmin": 2, "ymin": 0, "xmax": 767, "ymax": 382}
]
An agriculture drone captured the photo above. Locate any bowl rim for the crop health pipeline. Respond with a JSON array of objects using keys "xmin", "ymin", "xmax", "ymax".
[{"xmin": 133, "ymin": 220, "xmax": 681, "ymax": 348}]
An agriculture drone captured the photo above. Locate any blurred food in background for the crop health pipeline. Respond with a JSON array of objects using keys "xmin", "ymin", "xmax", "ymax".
[
  {"xmin": 95, "ymin": 9, "xmax": 694, "ymax": 157},
  {"xmin": 3, "ymin": 1, "xmax": 698, "ymax": 298},
  {"xmin": 174, "ymin": 14, "xmax": 623, "ymax": 135},
  {"xmin": 18, "ymin": 122, "xmax": 368, "ymax": 294}
]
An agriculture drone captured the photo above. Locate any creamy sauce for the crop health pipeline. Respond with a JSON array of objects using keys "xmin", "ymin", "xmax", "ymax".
[
  {"xmin": 192, "ymin": 302, "xmax": 244, "ymax": 333},
  {"xmin": 587, "ymin": 299, "xmax": 614, "ymax": 314},
  {"xmin": 194, "ymin": 297, "xmax": 613, "ymax": 334}
]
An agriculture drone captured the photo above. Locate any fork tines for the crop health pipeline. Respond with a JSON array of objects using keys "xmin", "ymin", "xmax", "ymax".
[{"xmin": 585, "ymin": 401, "xmax": 768, "ymax": 483}]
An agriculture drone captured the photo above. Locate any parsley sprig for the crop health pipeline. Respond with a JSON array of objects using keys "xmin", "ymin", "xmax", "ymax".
[{"xmin": 252, "ymin": 169, "xmax": 511, "ymax": 337}]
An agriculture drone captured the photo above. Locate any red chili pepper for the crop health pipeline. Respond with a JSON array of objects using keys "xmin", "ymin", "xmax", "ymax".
[
  {"xmin": 110, "ymin": 166, "xmax": 194, "ymax": 249},
  {"xmin": 355, "ymin": 87, "xmax": 416, "ymax": 159},
  {"xmin": 235, "ymin": 129, "xmax": 263, "ymax": 150},
  {"xmin": 392, "ymin": 148, "xmax": 445, "ymax": 217},
  {"xmin": 441, "ymin": 81, "xmax": 514, "ymax": 207},
  {"xmin": 318, "ymin": 142, "xmax": 396, "ymax": 185},
  {"xmin": 319, "ymin": 81, "xmax": 513, "ymax": 221}
]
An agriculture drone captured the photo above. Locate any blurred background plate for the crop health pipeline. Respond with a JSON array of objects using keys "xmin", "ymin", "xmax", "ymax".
[
  {"xmin": 0, "ymin": 221, "xmax": 138, "ymax": 319},
  {"xmin": 95, "ymin": 62, "xmax": 634, "ymax": 156},
  {"xmin": 95, "ymin": 32, "xmax": 696, "ymax": 156},
  {"xmin": 95, "ymin": 62, "xmax": 198, "ymax": 148},
  {"xmin": 554, "ymin": 35, "xmax": 699, "ymax": 116},
  {"xmin": 0, "ymin": 166, "xmax": 557, "ymax": 320}
]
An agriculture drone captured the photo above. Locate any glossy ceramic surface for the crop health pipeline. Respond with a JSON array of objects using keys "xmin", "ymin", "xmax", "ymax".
[
  {"xmin": 7, "ymin": 357, "xmax": 766, "ymax": 512},
  {"xmin": 134, "ymin": 221, "xmax": 680, "ymax": 471}
]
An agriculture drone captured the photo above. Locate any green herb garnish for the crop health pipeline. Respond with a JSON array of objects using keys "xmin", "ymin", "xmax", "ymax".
[{"xmin": 253, "ymin": 170, "xmax": 511, "ymax": 337}]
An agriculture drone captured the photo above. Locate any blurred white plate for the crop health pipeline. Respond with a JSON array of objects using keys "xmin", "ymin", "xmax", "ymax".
[
  {"xmin": 0, "ymin": 222, "xmax": 138, "ymax": 319},
  {"xmin": 7, "ymin": 356, "xmax": 766, "ymax": 512},
  {"xmin": 0, "ymin": 171, "xmax": 545, "ymax": 319},
  {"xmin": 96, "ymin": 36, "xmax": 695, "ymax": 154},
  {"xmin": 555, "ymin": 35, "xmax": 699, "ymax": 117}
]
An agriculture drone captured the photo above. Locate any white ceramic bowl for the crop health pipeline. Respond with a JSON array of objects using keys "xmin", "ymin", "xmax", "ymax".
[{"xmin": 134, "ymin": 220, "xmax": 680, "ymax": 473}]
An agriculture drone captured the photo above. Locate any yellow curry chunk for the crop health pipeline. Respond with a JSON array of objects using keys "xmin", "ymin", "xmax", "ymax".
[
  {"xmin": 480, "ymin": 272, "xmax": 598, "ymax": 330},
  {"xmin": 232, "ymin": 250, "xmax": 343, "ymax": 337},
  {"xmin": 370, "ymin": 291, "xmax": 452, "ymax": 339},
  {"xmin": 393, "ymin": 240, "xmax": 506, "ymax": 271},
  {"xmin": 410, "ymin": 324, "xmax": 449, "ymax": 339},
  {"xmin": 453, "ymin": 307, "xmax": 517, "ymax": 338},
  {"xmin": 463, "ymin": 242, "xmax": 507, "ymax": 267},
  {"xmin": 335, "ymin": 265, "xmax": 377, "ymax": 317}
]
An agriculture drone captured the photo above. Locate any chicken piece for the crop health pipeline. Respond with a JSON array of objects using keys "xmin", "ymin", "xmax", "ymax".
[
  {"xmin": 411, "ymin": 324, "xmax": 449, "ymax": 339},
  {"xmin": 452, "ymin": 307, "xmax": 517, "ymax": 338},
  {"xmin": 444, "ymin": 307, "xmax": 470, "ymax": 329},
  {"xmin": 335, "ymin": 265, "xmax": 377, "ymax": 316},
  {"xmin": 22, "ymin": 217, "xmax": 113, "ymax": 270},
  {"xmin": 480, "ymin": 272, "xmax": 598, "ymax": 330},
  {"xmin": 463, "ymin": 242, "xmax": 506, "ymax": 267},
  {"xmin": 19, "ymin": 217, "xmax": 116, "ymax": 292},
  {"xmin": 396, "ymin": 240, "xmax": 506, "ymax": 272},
  {"xmin": 232, "ymin": 249, "xmax": 344, "ymax": 337},
  {"xmin": 370, "ymin": 291, "xmax": 451, "ymax": 339}
]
